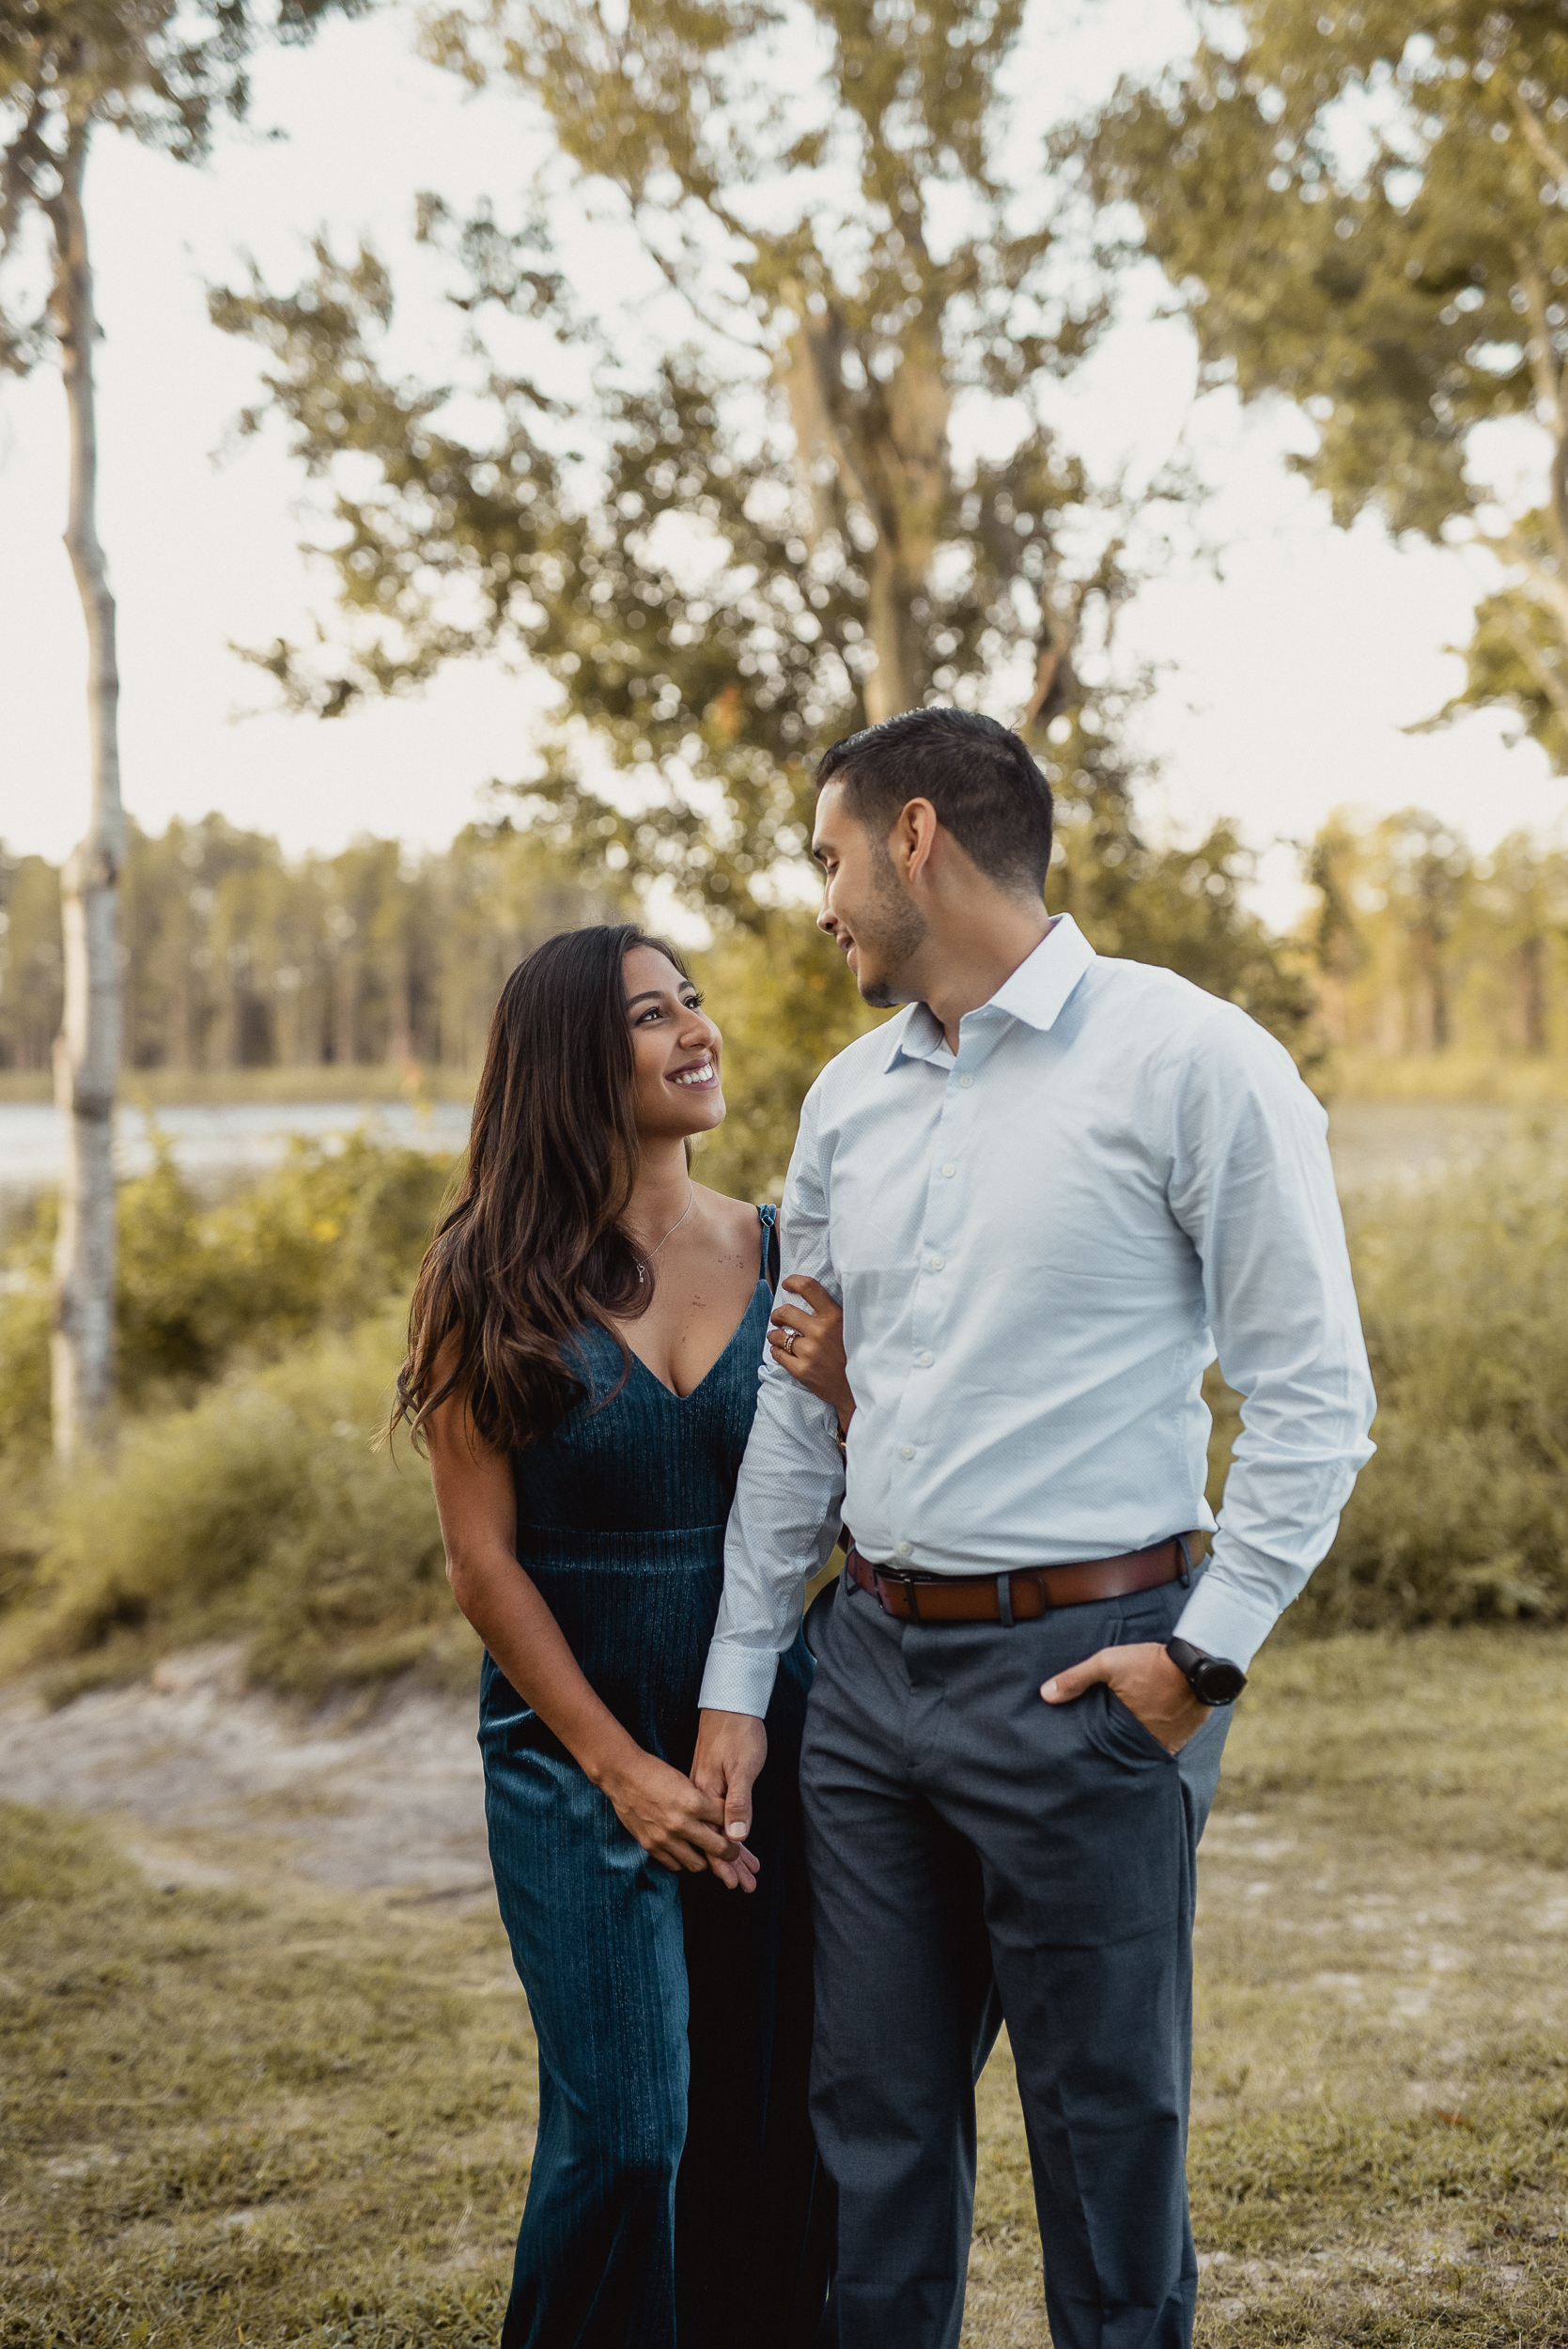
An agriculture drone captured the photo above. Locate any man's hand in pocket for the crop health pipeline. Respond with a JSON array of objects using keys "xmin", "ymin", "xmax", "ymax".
[{"xmin": 1041, "ymin": 1642, "xmax": 1209, "ymax": 1754}]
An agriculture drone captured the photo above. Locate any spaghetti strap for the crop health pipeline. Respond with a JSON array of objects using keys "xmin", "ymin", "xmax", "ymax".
[{"xmin": 757, "ymin": 1203, "xmax": 780, "ymax": 1292}]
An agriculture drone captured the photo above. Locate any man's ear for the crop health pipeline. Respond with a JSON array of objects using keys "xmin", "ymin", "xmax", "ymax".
[{"xmin": 892, "ymin": 798, "xmax": 940, "ymax": 884}]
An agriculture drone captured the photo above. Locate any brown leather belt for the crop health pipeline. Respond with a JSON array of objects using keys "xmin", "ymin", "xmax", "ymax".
[{"xmin": 846, "ymin": 1536, "xmax": 1198, "ymax": 1626}]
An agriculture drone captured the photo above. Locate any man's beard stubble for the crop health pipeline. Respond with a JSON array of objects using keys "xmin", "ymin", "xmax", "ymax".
[{"xmin": 853, "ymin": 845, "xmax": 930, "ymax": 1008}]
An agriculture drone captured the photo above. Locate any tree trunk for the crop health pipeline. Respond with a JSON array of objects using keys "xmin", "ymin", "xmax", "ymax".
[
  {"xmin": 46, "ymin": 124, "xmax": 124, "ymax": 1462},
  {"xmin": 334, "ymin": 954, "xmax": 357, "ymax": 1066},
  {"xmin": 389, "ymin": 945, "xmax": 413, "ymax": 1065},
  {"xmin": 862, "ymin": 544, "xmax": 920, "ymax": 725},
  {"xmin": 780, "ymin": 299, "xmax": 948, "ymax": 725},
  {"xmin": 859, "ymin": 323, "xmax": 950, "ymax": 725},
  {"xmin": 1428, "ymin": 949, "xmax": 1451, "ymax": 1052},
  {"xmin": 1517, "ymin": 931, "xmax": 1546, "ymax": 1053}
]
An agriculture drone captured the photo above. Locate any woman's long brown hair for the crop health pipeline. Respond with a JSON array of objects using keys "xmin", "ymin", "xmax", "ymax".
[{"xmin": 392, "ymin": 924, "xmax": 690, "ymax": 1453}]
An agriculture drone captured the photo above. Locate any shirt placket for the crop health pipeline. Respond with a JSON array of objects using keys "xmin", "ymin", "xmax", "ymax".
[{"xmin": 890, "ymin": 1020, "xmax": 996, "ymax": 1564}]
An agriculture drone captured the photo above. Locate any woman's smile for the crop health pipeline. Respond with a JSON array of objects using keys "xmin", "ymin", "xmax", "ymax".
[{"xmin": 669, "ymin": 1056, "xmax": 718, "ymax": 1090}]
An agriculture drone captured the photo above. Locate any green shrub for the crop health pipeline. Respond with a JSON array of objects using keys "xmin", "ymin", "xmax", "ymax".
[
  {"xmin": 0, "ymin": 1131, "xmax": 456, "ymax": 1456},
  {"xmin": 1292, "ymin": 1143, "xmax": 1568, "ymax": 1632},
  {"xmin": 0, "ymin": 1311, "xmax": 471, "ymax": 1702},
  {"xmin": 11, "ymin": 1126, "xmax": 1568, "ymax": 1702},
  {"xmin": 0, "ymin": 1236, "xmax": 52, "ymax": 1465}
]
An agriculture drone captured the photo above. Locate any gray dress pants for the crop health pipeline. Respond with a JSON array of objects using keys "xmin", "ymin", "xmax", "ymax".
[{"xmin": 799, "ymin": 1565, "xmax": 1230, "ymax": 2349}]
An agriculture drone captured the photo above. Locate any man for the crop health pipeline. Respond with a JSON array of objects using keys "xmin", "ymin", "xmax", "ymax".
[{"xmin": 692, "ymin": 708, "xmax": 1375, "ymax": 2349}]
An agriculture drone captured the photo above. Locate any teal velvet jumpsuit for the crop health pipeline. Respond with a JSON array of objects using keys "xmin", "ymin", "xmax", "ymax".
[{"xmin": 478, "ymin": 1206, "xmax": 830, "ymax": 2348}]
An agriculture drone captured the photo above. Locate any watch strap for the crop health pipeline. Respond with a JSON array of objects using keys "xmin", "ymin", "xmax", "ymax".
[{"xmin": 1166, "ymin": 1635, "xmax": 1248, "ymax": 1706}]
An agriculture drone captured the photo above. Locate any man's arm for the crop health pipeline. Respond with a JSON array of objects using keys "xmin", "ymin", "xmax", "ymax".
[
  {"xmin": 1046, "ymin": 1009, "xmax": 1375, "ymax": 1749},
  {"xmin": 1167, "ymin": 1008, "xmax": 1376, "ymax": 1671},
  {"xmin": 694, "ymin": 1087, "xmax": 846, "ymax": 1841}
]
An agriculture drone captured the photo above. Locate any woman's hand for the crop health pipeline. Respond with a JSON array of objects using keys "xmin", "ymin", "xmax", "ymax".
[
  {"xmin": 602, "ymin": 1748, "xmax": 760, "ymax": 1890},
  {"xmin": 768, "ymin": 1275, "xmax": 855, "ymax": 1436},
  {"xmin": 427, "ymin": 1359, "xmax": 759, "ymax": 1890}
]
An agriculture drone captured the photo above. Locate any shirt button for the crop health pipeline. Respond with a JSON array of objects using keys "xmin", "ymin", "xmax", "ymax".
[
  {"xmin": 897, "ymin": 1541, "xmax": 913, "ymax": 1557},
  {"xmin": 917, "ymin": 1349, "xmax": 934, "ymax": 1367},
  {"xmin": 928, "ymin": 1253, "xmax": 945, "ymax": 1271},
  {"xmin": 940, "ymin": 1162, "xmax": 956, "ymax": 1179},
  {"xmin": 900, "ymin": 1444, "xmax": 915, "ymax": 1460},
  {"xmin": 958, "ymin": 1073, "xmax": 974, "ymax": 1089}
]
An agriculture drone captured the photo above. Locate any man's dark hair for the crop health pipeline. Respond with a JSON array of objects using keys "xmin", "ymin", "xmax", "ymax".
[{"xmin": 815, "ymin": 708, "xmax": 1053, "ymax": 894}]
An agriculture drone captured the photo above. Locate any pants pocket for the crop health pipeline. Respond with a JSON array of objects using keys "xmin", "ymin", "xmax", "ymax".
[{"xmin": 1099, "ymin": 1686, "xmax": 1177, "ymax": 1766}]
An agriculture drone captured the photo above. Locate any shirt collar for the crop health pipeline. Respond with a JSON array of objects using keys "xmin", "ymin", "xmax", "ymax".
[{"xmin": 881, "ymin": 913, "xmax": 1096, "ymax": 1072}]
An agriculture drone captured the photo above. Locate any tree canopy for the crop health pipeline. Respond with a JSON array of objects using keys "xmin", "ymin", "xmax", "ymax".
[
  {"xmin": 1, "ymin": 0, "xmax": 365, "ymax": 374},
  {"xmin": 1083, "ymin": 0, "xmax": 1568, "ymax": 770},
  {"xmin": 209, "ymin": 0, "xmax": 1183, "ymax": 915},
  {"xmin": 208, "ymin": 0, "xmax": 1328, "ymax": 1092}
]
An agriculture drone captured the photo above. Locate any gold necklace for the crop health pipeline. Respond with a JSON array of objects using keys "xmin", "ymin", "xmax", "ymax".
[{"xmin": 635, "ymin": 1182, "xmax": 694, "ymax": 1283}]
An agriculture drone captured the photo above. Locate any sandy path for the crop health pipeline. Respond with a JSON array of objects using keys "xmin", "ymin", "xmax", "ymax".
[{"xmin": 0, "ymin": 1642, "xmax": 492, "ymax": 1900}]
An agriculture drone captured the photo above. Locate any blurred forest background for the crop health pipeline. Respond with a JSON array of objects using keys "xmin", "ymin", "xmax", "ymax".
[{"xmin": 7, "ymin": 797, "xmax": 1568, "ymax": 1082}]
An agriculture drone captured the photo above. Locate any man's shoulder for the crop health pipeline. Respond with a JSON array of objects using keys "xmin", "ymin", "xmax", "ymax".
[
  {"xmin": 1077, "ymin": 958, "xmax": 1315, "ymax": 1127},
  {"xmin": 1089, "ymin": 952, "xmax": 1233, "ymax": 1025},
  {"xmin": 1089, "ymin": 955, "xmax": 1287, "ymax": 1063},
  {"xmin": 808, "ymin": 1011, "xmax": 908, "ymax": 1099}
]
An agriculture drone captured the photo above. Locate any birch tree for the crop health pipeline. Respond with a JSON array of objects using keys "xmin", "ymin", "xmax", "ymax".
[{"xmin": 0, "ymin": 0, "xmax": 358, "ymax": 1456}]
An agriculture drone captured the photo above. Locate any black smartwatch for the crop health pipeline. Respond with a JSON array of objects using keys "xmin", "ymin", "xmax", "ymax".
[{"xmin": 1166, "ymin": 1636, "xmax": 1247, "ymax": 1707}]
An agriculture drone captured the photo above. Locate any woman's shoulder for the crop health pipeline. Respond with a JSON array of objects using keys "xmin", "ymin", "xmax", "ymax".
[
  {"xmin": 694, "ymin": 1184, "xmax": 771, "ymax": 1237},
  {"xmin": 692, "ymin": 1185, "xmax": 773, "ymax": 1282}
]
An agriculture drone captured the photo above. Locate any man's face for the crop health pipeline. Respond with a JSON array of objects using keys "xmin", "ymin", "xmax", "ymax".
[{"xmin": 813, "ymin": 780, "xmax": 929, "ymax": 1007}]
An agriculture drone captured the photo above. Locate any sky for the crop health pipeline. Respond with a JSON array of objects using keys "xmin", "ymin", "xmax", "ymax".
[{"xmin": 1, "ymin": 0, "xmax": 1562, "ymax": 934}]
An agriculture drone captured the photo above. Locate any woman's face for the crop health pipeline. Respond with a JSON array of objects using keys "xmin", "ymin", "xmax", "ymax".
[{"xmin": 623, "ymin": 945, "xmax": 726, "ymax": 1143}]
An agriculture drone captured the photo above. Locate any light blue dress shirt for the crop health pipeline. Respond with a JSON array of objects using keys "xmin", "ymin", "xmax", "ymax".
[{"xmin": 699, "ymin": 914, "xmax": 1376, "ymax": 1719}]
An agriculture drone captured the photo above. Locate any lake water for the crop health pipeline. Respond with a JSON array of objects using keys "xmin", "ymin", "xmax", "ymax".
[
  {"xmin": 0, "ymin": 1095, "xmax": 1554, "ymax": 1206},
  {"xmin": 0, "ymin": 1099, "xmax": 474, "ymax": 1199}
]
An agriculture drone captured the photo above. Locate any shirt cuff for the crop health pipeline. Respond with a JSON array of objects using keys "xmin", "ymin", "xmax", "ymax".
[
  {"xmin": 698, "ymin": 1640, "xmax": 781, "ymax": 1719},
  {"xmin": 1172, "ymin": 1532, "xmax": 1300, "ymax": 1675}
]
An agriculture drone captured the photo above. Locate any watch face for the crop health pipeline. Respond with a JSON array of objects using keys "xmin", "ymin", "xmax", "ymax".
[{"xmin": 1193, "ymin": 1657, "xmax": 1247, "ymax": 1704}]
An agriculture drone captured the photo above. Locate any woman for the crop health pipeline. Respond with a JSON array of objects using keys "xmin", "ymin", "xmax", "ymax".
[{"xmin": 395, "ymin": 925, "xmax": 851, "ymax": 2349}]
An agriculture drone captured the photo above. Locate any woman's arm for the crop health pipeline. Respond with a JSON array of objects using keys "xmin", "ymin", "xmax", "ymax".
[
  {"xmin": 767, "ymin": 1275, "xmax": 855, "ymax": 1438},
  {"xmin": 425, "ymin": 1381, "xmax": 757, "ymax": 1890}
]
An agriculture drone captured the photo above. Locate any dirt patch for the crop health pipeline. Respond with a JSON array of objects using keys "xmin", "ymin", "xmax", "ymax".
[{"xmin": 0, "ymin": 1642, "xmax": 491, "ymax": 1901}]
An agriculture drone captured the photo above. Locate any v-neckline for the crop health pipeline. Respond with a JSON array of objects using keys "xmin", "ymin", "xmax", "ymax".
[{"xmin": 626, "ymin": 1279, "xmax": 765, "ymax": 1404}]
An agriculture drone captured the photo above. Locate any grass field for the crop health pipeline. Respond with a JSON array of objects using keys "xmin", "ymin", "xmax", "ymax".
[
  {"xmin": 4, "ymin": 1627, "xmax": 1567, "ymax": 2346},
  {"xmin": 1327, "ymin": 1051, "xmax": 1568, "ymax": 1105}
]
